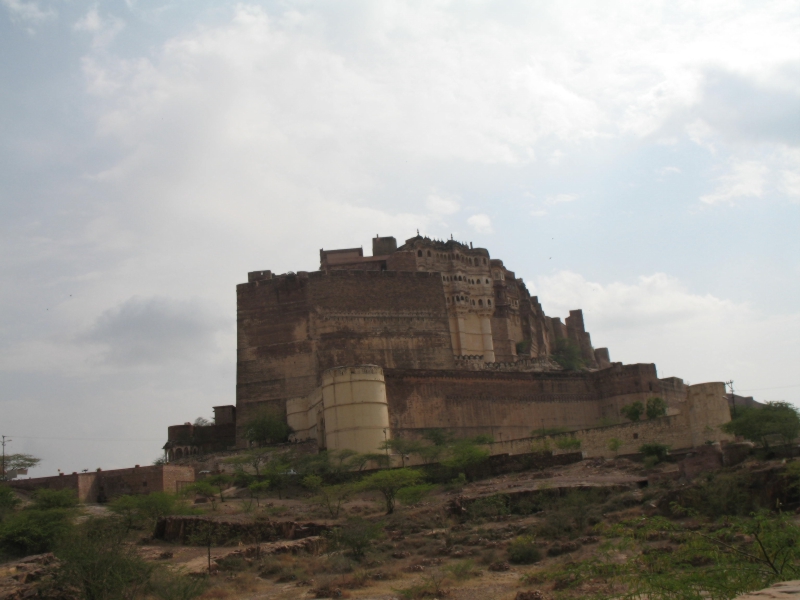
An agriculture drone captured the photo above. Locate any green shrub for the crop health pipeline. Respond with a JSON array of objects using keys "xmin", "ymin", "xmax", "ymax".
[
  {"xmin": 41, "ymin": 516, "xmax": 205, "ymax": 600},
  {"xmin": 0, "ymin": 485, "xmax": 20, "ymax": 515},
  {"xmin": 109, "ymin": 492, "xmax": 193, "ymax": 533},
  {"xmin": 722, "ymin": 402, "xmax": 800, "ymax": 450},
  {"xmin": 640, "ymin": 443, "xmax": 670, "ymax": 463},
  {"xmin": 357, "ymin": 468, "xmax": 424, "ymax": 514},
  {"xmin": 621, "ymin": 402, "xmax": 644, "ymax": 422},
  {"xmin": 646, "ymin": 397, "xmax": 667, "ymax": 419},
  {"xmin": 468, "ymin": 495, "xmax": 509, "ymax": 519},
  {"xmin": 31, "ymin": 488, "xmax": 78, "ymax": 510},
  {"xmin": 328, "ymin": 517, "xmax": 383, "ymax": 559},
  {"xmin": 507, "ymin": 535, "xmax": 542, "ymax": 564},
  {"xmin": 555, "ymin": 437, "xmax": 581, "ymax": 451},
  {"xmin": 396, "ymin": 484, "xmax": 435, "ymax": 506},
  {"xmin": 445, "ymin": 558, "xmax": 480, "ymax": 580},
  {"xmin": 551, "ymin": 338, "xmax": 585, "ymax": 371},
  {"xmin": 243, "ymin": 408, "xmax": 293, "ymax": 446},
  {"xmin": 677, "ymin": 471, "xmax": 756, "ymax": 518},
  {"xmin": 0, "ymin": 508, "xmax": 73, "ymax": 556}
]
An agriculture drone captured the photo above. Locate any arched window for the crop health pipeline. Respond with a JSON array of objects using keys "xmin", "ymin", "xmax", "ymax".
[
  {"xmin": 483, "ymin": 258, "xmax": 487, "ymax": 265},
  {"xmin": 427, "ymin": 250, "xmax": 431, "ymax": 257},
  {"xmin": 478, "ymin": 299, "xmax": 483, "ymax": 306},
  {"xmin": 417, "ymin": 250, "xmax": 422, "ymax": 257},
  {"xmin": 485, "ymin": 279, "xmax": 490, "ymax": 284},
  {"xmin": 488, "ymin": 299, "xmax": 492, "ymax": 306}
]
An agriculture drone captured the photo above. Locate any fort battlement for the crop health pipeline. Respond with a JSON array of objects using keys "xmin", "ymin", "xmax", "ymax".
[{"xmin": 166, "ymin": 234, "xmax": 732, "ymax": 460}]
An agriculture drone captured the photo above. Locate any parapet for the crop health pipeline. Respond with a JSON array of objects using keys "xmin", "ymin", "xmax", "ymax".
[
  {"xmin": 248, "ymin": 270, "xmax": 272, "ymax": 283},
  {"xmin": 372, "ymin": 236, "xmax": 397, "ymax": 256}
]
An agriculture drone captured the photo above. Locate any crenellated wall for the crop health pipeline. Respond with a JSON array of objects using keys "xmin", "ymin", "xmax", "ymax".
[{"xmin": 231, "ymin": 234, "xmax": 728, "ymax": 454}]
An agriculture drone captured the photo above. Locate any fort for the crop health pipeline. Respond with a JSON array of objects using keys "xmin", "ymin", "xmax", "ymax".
[
  {"xmin": 177, "ymin": 234, "xmax": 732, "ymax": 461},
  {"xmin": 12, "ymin": 233, "xmax": 734, "ymax": 501}
]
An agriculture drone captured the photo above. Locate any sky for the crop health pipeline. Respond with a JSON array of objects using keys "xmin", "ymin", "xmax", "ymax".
[{"xmin": 1, "ymin": 0, "xmax": 799, "ymax": 477}]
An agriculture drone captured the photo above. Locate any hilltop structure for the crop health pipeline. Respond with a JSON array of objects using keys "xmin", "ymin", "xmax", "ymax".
[{"xmin": 210, "ymin": 234, "xmax": 732, "ymax": 460}]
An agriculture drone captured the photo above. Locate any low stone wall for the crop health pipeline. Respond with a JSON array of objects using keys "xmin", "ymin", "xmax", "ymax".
[{"xmin": 154, "ymin": 516, "xmax": 328, "ymax": 545}]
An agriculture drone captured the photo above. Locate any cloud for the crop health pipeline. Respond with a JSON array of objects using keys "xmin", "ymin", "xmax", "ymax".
[
  {"xmin": 530, "ymin": 209, "xmax": 548, "ymax": 218},
  {"xmin": 529, "ymin": 270, "xmax": 800, "ymax": 389},
  {"xmin": 74, "ymin": 8, "xmax": 125, "ymax": 49},
  {"xmin": 696, "ymin": 67, "xmax": 800, "ymax": 147},
  {"xmin": 467, "ymin": 214, "xmax": 493, "ymax": 234},
  {"xmin": 659, "ymin": 166, "xmax": 681, "ymax": 176},
  {"xmin": 545, "ymin": 194, "xmax": 578, "ymax": 206},
  {"xmin": 426, "ymin": 194, "xmax": 460, "ymax": 216},
  {"xmin": 700, "ymin": 160, "xmax": 768, "ymax": 205},
  {"xmin": 0, "ymin": 0, "xmax": 55, "ymax": 24},
  {"xmin": 83, "ymin": 296, "xmax": 227, "ymax": 366}
]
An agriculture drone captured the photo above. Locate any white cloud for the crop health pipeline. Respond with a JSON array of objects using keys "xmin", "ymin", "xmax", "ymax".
[
  {"xmin": 530, "ymin": 209, "xmax": 548, "ymax": 218},
  {"xmin": 700, "ymin": 160, "xmax": 768, "ymax": 205},
  {"xmin": 426, "ymin": 194, "xmax": 460, "ymax": 215},
  {"xmin": 0, "ymin": 0, "xmax": 55, "ymax": 24},
  {"xmin": 530, "ymin": 270, "xmax": 800, "ymax": 392},
  {"xmin": 545, "ymin": 193, "xmax": 578, "ymax": 206},
  {"xmin": 74, "ymin": 8, "xmax": 125, "ymax": 49},
  {"xmin": 467, "ymin": 214, "xmax": 494, "ymax": 234}
]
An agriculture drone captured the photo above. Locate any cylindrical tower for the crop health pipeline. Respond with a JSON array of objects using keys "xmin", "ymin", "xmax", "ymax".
[{"xmin": 321, "ymin": 365, "xmax": 391, "ymax": 454}]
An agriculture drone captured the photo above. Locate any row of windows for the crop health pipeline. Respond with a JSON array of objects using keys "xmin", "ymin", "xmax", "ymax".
[
  {"xmin": 417, "ymin": 249, "xmax": 488, "ymax": 266},
  {"xmin": 447, "ymin": 296, "xmax": 492, "ymax": 307},
  {"xmin": 442, "ymin": 275, "xmax": 491, "ymax": 284}
]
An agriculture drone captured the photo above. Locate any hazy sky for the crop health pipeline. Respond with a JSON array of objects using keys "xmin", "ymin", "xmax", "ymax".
[{"xmin": 2, "ymin": 1, "xmax": 799, "ymax": 477}]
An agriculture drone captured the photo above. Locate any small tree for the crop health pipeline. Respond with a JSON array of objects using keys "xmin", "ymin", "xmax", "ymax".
[
  {"xmin": 243, "ymin": 408, "xmax": 293, "ymax": 447},
  {"xmin": 225, "ymin": 447, "xmax": 273, "ymax": 478},
  {"xmin": 640, "ymin": 443, "xmax": 670, "ymax": 464},
  {"xmin": 441, "ymin": 437, "xmax": 492, "ymax": 480},
  {"xmin": 722, "ymin": 402, "xmax": 800, "ymax": 450},
  {"xmin": 205, "ymin": 474, "xmax": 233, "ymax": 503},
  {"xmin": 379, "ymin": 438, "xmax": 425, "ymax": 468},
  {"xmin": 621, "ymin": 401, "xmax": 644, "ymax": 422},
  {"xmin": 316, "ymin": 483, "xmax": 355, "ymax": 518},
  {"xmin": 187, "ymin": 521, "xmax": 231, "ymax": 574},
  {"xmin": 31, "ymin": 488, "xmax": 78, "ymax": 510},
  {"xmin": 607, "ymin": 438, "xmax": 622, "ymax": 455},
  {"xmin": 357, "ymin": 468, "xmax": 424, "ymax": 515},
  {"xmin": 329, "ymin": 517, "xmax": 383, "ymax": 559},
  {"xmin": 248, "ymin": 481, "xmax": 271, "ymax": 507},
  {"xmin": 551, "ymin": 338, "xmax": 585, "ymax": 371},
  {"xmin": 646, "ymin": 397, "xmax": 667, "ymax": 420},
  {"xmin": 1, "ymin": 453, "xmax": 40, "ymax": 480},
  {"xmin": 183, "ymin": 481, "xmax": 218, "ymax": 510}
]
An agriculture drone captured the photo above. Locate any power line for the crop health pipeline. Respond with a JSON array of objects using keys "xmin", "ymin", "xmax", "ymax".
[{"xmin": 736, "ymin": 384, "xmax": 800, "ymax": 393}]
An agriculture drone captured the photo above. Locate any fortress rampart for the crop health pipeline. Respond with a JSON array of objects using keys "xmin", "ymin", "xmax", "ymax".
[{"xmin": 167, "ymin": 234, "xmax": 733, "ymax": 460}]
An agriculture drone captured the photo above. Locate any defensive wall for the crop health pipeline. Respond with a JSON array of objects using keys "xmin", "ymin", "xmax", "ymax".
[
  {"xmin": 385, "ymin": 363, "xmax": 700, "ymax": 442},
  {"xmin": 163, "ymin": 233, "xmax": 735, "ymax": 459},
  {"xmin": 484, "ymin": 383, "xmax": 731, "ymax": 459},
  {"xmin": 287, "ymin": 365, "xmax": 732, "ymax": 455},
  {"xmin": 163, "ymin": 405, "xmax": 236, "ymax": 461},
  {"xmin": 9, "ymin": 465, "xmax": 195, "ymax": 503},
  {"xmin": 237, "ymin": 269, "xmax": 455, "ymax": 443}
]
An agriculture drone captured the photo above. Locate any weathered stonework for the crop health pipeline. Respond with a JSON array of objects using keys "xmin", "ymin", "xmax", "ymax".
[
  {"xmin": 9, "ymin": 465, "xmax": 195, "ymax": 503},
  {"xmin": 178, "ymin": 234, "xmax": 732, "ymax": 459}
]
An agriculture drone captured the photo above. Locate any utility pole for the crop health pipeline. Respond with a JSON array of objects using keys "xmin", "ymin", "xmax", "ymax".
[
  {"xmin": 726, "ymin": 381, "xmax": 735, "ymax": 417},
  {"xmin": 1, "ymin": 436, "xmax": 10, "ymax": 481}
]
